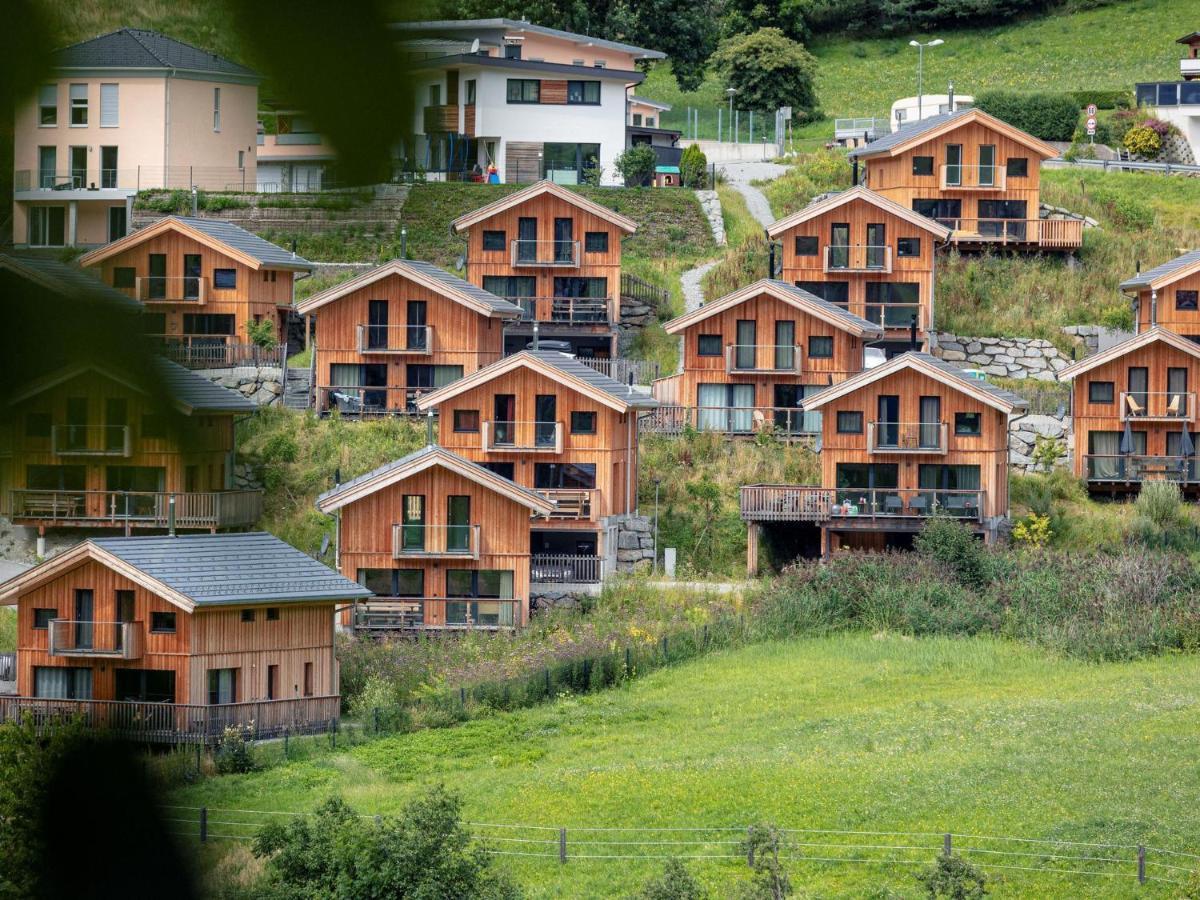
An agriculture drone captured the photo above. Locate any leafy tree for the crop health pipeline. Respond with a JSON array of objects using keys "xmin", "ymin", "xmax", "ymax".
[
  {"xmin": 679, "ymin": 144, "xmax": 708, "ymax": 188},
  {"xmin": 615, "ymin": 145, "xmax": 658, "ymax": 187},
  {"xmin": 711, "ymin": 28, "xmax": 819, "ymax": 122},
  {"xmin": 246, "ymin": 317, "xmax": 280, "ymax": 350},
  {"xmin": 740, "ymin": 823, "xmax": 792, "ymax": 899},
  {"xmin": 635, "ymin": 858, "xmax": 708, "ymax": 899}
]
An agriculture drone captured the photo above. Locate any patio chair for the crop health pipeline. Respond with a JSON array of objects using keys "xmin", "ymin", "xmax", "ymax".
[
  {"xmin": 1167, "ymin": 394, "xmax": 1182, "ymax": 416},
  {"xmin": 908, "ymin": 495, "xmax": 928, "ymax": 516},
  {"xmin": 1125, "ymin": 394, "xmax": 1144, "ymax": 417},
  {"xmin": 884, "ymin": 495, "xmax": 904, "ymax": 515}
]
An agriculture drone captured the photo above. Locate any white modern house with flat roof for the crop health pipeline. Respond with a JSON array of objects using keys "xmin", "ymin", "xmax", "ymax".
[
  {"xmin": 393, "ymin": 19, "xmax": 665, "ymax": 185},
  {"xmin": 1135, "ymin": 33, "xmax": 1200, "ymax": 164}
]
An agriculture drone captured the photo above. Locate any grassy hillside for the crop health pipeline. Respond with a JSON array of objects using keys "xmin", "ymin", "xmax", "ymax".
[{"xmin": 174, "ymin": 633, "xmax": 1200, "ymax": 897}]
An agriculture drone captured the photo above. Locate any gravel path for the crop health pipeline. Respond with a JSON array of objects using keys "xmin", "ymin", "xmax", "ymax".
[
  {"xmin": 681, "ymin": 261, "xmax": 718, "ymax": 312},
  {"xmin": 720, "ymin": 161, "xmax": 788, "ymax": 227}
]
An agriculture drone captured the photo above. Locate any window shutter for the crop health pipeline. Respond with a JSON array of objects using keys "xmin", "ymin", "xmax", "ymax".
[
  {"xmin": 69, "ymin": 83, "xmax": 87, "ymax": 101},
  {"xmin": 39, "ymin": 84, "xmax": 56, "ymax": 106},
  {"xmin": 100, "ymin": 84, "xmax": 118, "ymax": 126}
]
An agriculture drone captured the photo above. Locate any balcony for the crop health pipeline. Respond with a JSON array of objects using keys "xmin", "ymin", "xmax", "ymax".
[
  {"xmin": 511, "ymin": 240, "xmax": 580, "ymax": 267},
  {"xmin": 538, "ymin": 489, "xmax": 595, "ymax": 520},
  {"xmin": 483, "ymin": 421, "xmax": 563, "ymax": 453},
  {"xmin": 356, "ymin": 324, "xmax": 433, "ymax": 354},
  {"xmin": 423, "ymin": 104, "xmax": 460, "ymax": 133},
  {"xmin": 1119, "ymin": 391, "xmax": 1195, "ymax": 422},
  {"xmin": 8, "ymin": 489, "xmax": 263, "ymax": 529},
  {"xmin": 152, "ymin": 335, "xmax": 286, "ymax": 369},
  {"xmin": 936, "ymin": 218, "xmax": 1083, "ymax": 250},
  {"xmin": 353, "ymin": 597, "xmax": 518, "ymax": 630},
  {"xmin": 824, "ymin": 245, "xmax": 892, "ymax": 273},
  {"xmin": 48, "ymin": 620, "xmax": 143, "ymax": 660},
  {"xmin": 863, "ymin": 303, "xmax": 922, "ymax": 330},
  {"xmin": 1184, "ymin": 59, "xmax": 1200, "ymax": 79},
  {"xmin": 51, "ymin": 425, "xmax": 131, "ymax": 457},
  {"xmin": 639, "ymin": 406, "xmax": 818, "ymax": 438},
  {"xmin": 726, "ymin": 344, "xmax": 802, "ymax": 375},
  {"xmin": 867, "ymin": 421, "xmax": 947, "ymax": 453},
  {"xmin": 1137, "ymin": 81, "xmax": 1200, "ymax": 107},
  {"xmin": 316, "ymin": 385, "xmax": 441, "ymax": 416},
  {"xmin": 391, "ymin": 524, "xmax": 480, "ymax": 559},
  {"xmin": 833, "ymin": 117, "xmax": 888, "ymax": 142},
  {"xmin": 939, "ymin": 164, "xmax": 1006, "ymax": 191},
  {"xmin": 135, "ymin": 276, "xmax": 208, "ymax": 304},
  {"xmin": 530, "ymin": 553, "xmax": 602, "ymax": 583},
  {"xmin": 739, "ymin": 484, "xmax": 984, "ymax": 522},
  {"xmin": 1085, "ymin": 455, "xmax": 1200, "ymax": 484},
  {"xmin": 514, "ymin": 297, "xmax": 612, "ymax": 325}
]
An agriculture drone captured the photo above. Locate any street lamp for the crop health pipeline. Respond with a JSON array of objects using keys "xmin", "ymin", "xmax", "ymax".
[
  {"xmin": 908, "ymin": 39, "xmax": 944, "ymax": 123},
  {"xmin": 726, "ymin": 87, "xmax": 737, "ymax": 142}
]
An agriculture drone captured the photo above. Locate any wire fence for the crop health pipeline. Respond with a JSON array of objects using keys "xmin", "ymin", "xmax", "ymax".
[{"xmin": 158, "ymin": 804, "xmax": 1196, "ymax": 887}]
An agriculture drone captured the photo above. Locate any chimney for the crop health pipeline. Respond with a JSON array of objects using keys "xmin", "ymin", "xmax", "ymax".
[
  {"xmin": 190, "ymin": 186, "xmax": 198, "ymax": 216},
  {"xmin": 948, "ymin": 81, "xmax": 955, "ymax": 111},
  {"xmin": 168, "ymin": 495, "xmax": 176, "ymax": 536},
  {"xmin": 532, "ymin": 321, "xmax": 540, "ymax": 351},
  {"xmin": 426, "ymin": 410, "xmax": 435, "ymax": 445}
]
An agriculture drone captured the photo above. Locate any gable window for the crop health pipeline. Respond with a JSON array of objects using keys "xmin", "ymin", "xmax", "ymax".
[
  {"xmin": 912, "ymin": 156, "xmax": 934, "ymax": 177},
  {"xmin": 100, "ymin": 83, "xmax": 119, "ymax": 127},
  {"xmin": 33, "ymin": 608, "xmax": 56, "ymax": 630},
  {"xmin": 213, "ymin": 269, "xmax": 236, "ymax": 290},
  {"xmin": 453, "ymin": 409, "xmax": 480, "ymax": 432},
  {"xmin": 571, "ymin": 411, "xmax": 597, "ymax": 434},
  {"xmin": 39, "ymin": 84, "xmax": 57, "ymax": 125},
  {"xmin": 240, "ymin": 609, "xmax": 255, "ymax": 623},
  {"xmin": 151, "ymin": 611, "xmax": 177, "ymax": 633},
  {"xmin": 1089, "ymin": 381, "xmax": 1114, "ymax": 404},
  {"xmin": 507, "ymin": 79, "xmax": 540, "ymax": 103},
  {"xmin": 1177, "ymin": 290, "xmax": 1199, "ymax": 311},
  {"xmin": 955, "ymin": 412, "xmax": 982, "ymax": 435},
  {"xmin": 837, "ymin": 411, "xmax": 863, "ymax": 433},
  {"xmin": 584, "ymin": 232, "xmax": 609, "ymax": 253},
  {"xmin": 213, "ymin": 87, "xmax": 221, "ymax": 131},
  {"xmin": 1006, "ymin": 157, "xmax": 1029, "ymax": 178},
  {"xmin": 697, "ymin": 334, "xmax": 722, "ymax": 356},
  {"xmin": 482, "ymin": 230, "xmax": 505, "ymax": 251},
  {"xmin": 794, "ymin": 235, "xmax": 818, "ymax": 256},
  {"xmin": 897, "ymin": 237, "xmax": 921, "ymax": 257},
  {"xmin": 808, "ymin": 335, "xmax": 834, "ymax": 359},
  {"xmin": 567, "ymin": 81, "xmax": 601, "ymax": 105},
  {"xmin": 69, "ymin": 84, "xmax": 88, "ymax": 125}
]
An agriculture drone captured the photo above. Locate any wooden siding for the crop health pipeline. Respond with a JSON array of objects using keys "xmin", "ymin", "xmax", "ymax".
[
  {"xmin": 505, "ymin": 142, "xmax": 544, "ymax": 185},
  {"xmin": 1133, "ymin": 271, "xmax": 1200, "ymax": 335},
  {"xmin": 541, "ymin": 81, "xmax": 568, "ymax": 104}
]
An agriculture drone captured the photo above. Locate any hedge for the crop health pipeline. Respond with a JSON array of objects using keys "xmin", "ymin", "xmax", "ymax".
[
  {"xmin": 1068, "ymin": 89, "xmax": 1134, "ymax": 110},
  {"xmin": 974, "ymin": 91, "xmax": 1084, "ymax": 142}
]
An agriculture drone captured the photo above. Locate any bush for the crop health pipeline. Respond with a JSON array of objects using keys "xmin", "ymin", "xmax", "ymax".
[
  {"xmin": 1123, "ymin": 125, "xmax": 1162, "ymax": 158},
  {"xmin": 635, "ymin": 859, "xmax": 707, "ymax": 900},
  {"xmin": 914, "ymin": 517, "xmax": 993, "ymax": 589},
  {"xmin": 246, "ymin": 318, "xmax": 279, "ymax": 350},
  {"xmin": 974, "ymin": 91, "xmax": 1081, "ymax": 141},
  {"xmin": 350, "ymin": 674, "xmax": 414, "ymax": 734},
  {"xmin": 1068, "ymin": 89, "xmax": 1134, "ymax": 110},
  {"xmin": 1134, "ymin": 480, "xmax": 1183, "ymax": 529},
  {"xmin": 214, "ymin": 724, "xmax": 258, "ymax": 774},
  {"xmin": 680, "ymin": 144, "xmax": 708, "ymax": 189},
  {"xmin": 916, "ymin": 853, "xmax": 987, "ymax": 899},
  {"xmin": 1012, "ymin": 513, "xmax": 1052, "ymax": 548},
  {"xmin": 615, "ymin": 145, "xmax": 658, "ymax": 187}
]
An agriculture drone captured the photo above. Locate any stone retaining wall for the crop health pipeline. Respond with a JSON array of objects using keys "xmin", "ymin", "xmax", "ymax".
[
  {"xmin": 694, "ymin": 190, "xmax": 726, "ymax": 246},
  {"xmin": 611, "ymin": 514, "xmax": 656, "ymax": 573},
  {"xmin": 932, "ymin": 334, "xmax": 1070, "ymax": 381},
  {"xmin": 195, "ymin": 366, "xmax": 284, "ymax": 406},
  {"xmin": 1009, "ymin": 413, "xmax": 1071, "ymax": 473}
]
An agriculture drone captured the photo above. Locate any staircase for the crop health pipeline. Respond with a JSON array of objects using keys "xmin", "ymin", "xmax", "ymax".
[{"xmin": 283, "ymin": 368, "xmax": 313, "ymax": 411}]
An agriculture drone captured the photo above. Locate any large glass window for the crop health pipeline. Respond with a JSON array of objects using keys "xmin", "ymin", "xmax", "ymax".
[
  {"xmin": 114, "ymin": 669, "xmax": 175, "ymax": 703},
  {"xmin": 445, "ymin": 570, "xmax": 515, "ymax": 626},
  {"xmin": 794, "ymin": 235, "xmax": 818, "ymax": 256},
  {"xmin": 795, "ymin": 281, "xmax": 849, "ymax": 304},
  {"xmin": 543, "ymin": 143, "xmax": 600, "ymax": 184},
  {"xmin": 566, "ymin": 81, "xmax": 601, "ymax": 104},
  {"xmin": 697, "ymin": 384, "xmax": 754, "ymax": 432},
  {"xmin": 506, "ymin": 79, "xmax": 540, "ymax": 103},
  {"xmin": 34, "ymin": 667, "xmax": 92, "ymax": 699},
  {"xmin": 207, "ymin": 668, "xmax": 237, "ymax": 705},
  {"xmin": 29, "ymin": 207, "xmax": 66, "ymax": 247},
  {"xmin": 534, "ymin": 463, "xmax": 596, "ymax": 489}
]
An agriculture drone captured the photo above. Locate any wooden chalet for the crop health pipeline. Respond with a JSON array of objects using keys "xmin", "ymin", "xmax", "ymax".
[
  {"xmin": 416, "ymin": 349, "xmax": 657, "ymax": 583},
  {"xmin": 847, "ymin": 108, "xmax": 1082, "ymax": 251},
  {"xmin": 0, "ymin": 532, "xmax": 369, "ymax": 744},
  {"xmin": 1060, "ymin": 328, "xmax": 1200, "ymax": 495},
  {"xmin": 740, "ymin": 352, "xmax": 1026, "ymax": 570},
  {"xmin": 316, "ymin": 445, "xmax": 556, "ymax": 630},
  {"xmin": 647, "ymin": 279, "xmax": 883, "ymax": 437},
  {"xmin": 79, "ymin": 216, "xmax": 314, "ymax": 365},
  {"xmin": 2, "ymin": 358, "xmax": 261, "ymax": 534},
  {"xmin": 766, "ymin": 186, "xmax": 953, "ymax": 352},
  {"xmin": 1119, "ymin": 250, "xmax": 1200, "ymax": 338},
  {"xmin": 296, "ymin": 259, "xmax": 523, "ymax": 414},
  {"xmin": 450, "ymin": 180, "xmax": 638, "ymax": 358}
]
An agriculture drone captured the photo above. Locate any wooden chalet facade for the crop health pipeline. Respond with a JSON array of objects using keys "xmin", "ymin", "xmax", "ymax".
[
  {"xmin": 316, "ymin": 445, "xmax": 556, "ymax": 630},
  {"xmin": 417, "ymin": 350, "xmax": 656, "ymax": 582},
  {"xmin": 451, "ymin": 180, "xmax": 638, "ymax": 358},
  {"xmin": 0, "ymin": 533, "xmax": 369, "ymax": 743},
  {"xmin": 79, "ymin": 216, "xmax": 313, "ymax": 363},
  {"xmin": 740, "ymin": 353, "xmax": 1026, "ymax": 570},
  {"xmin": 848, "ymin": 109, "xmax": 1082, "ymax": 251},
  {"xmin": 1060, "ymin": 328, "xmax": 1200, "ymax": 494},
  {"xmin": 648, "ymin": 279, "xmax": 883, "ymax": 436},
  {"xmin": 766, "ymin": 186, "xmax": 952, "ymax": 352},
  {"xmin": 2, "ymin": 359, "xmax": 261, "ymax": 533},
  {"xmin": 296, "ymin": 259, "xmax": 523, "ymax": 414},
  {"xmin": 1119, "ymin": 250, "xmax": 1200, "ymax": 338}
]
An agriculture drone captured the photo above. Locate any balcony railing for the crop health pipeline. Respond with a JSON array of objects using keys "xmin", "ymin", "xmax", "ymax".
[
  {"xmin": 1119, "ymin": 391, "xmax": 1195, "ymax": 421},
  {"xmin": 483, "ymin": 420, "xmax": 563, "ymax": 453},
  {"xmin": 726, "ymin": 344, "xmax": 802, "ymax": 374},
  {"xmin": 824, "ymin": 245, "xmax": 892, "ymax": 273},
  {"xmin": 1183, "ymin": 59, "xmax": 1200, "ymax": 78},
  {"xmin": 152, "ymin": 336, "xmax": 286, "ymax": 369},
  {"xmin": 531, "ymin": 553, "xmax": 602, "ymax": 583},
  {"xmin": 316, "ymin": 386, "xmax": 436, "ymax": 416},
  {"xmin": 863, "ymin": 303, "xmax": 922, "ymax": 329},
  {"xmin": 391, "ymin": 523, "xmax": 480, "ymax": 558},
  {"xmin": 1085, "ymin": 455, "xmax": 1200, "ymax": 483},
  {"xmin": 740, "ymin": 484, "xmax": 834, "ymax": 522},
  {"xmin": 939, "ymin": 163, "xmax": 1006, "ymax": 190},
  {"xmin": 8, "ymin": 489, "xmax": 263, "ymax": 529},
  {"xmin": 49, "ymin": 620, "xmax": 143, "ymax": 660},
  {"xmin": 833, "ymin": 117, "xmax": 888, "ymax": 140},
  {"xmin": 135, "ymin": 276, "xmax": 208, "ymax": 303},
  {"xmin": 935, "ymin": 218, "xmax": 1084, "ymax": 249},
  {"xmin": 422, "ymin": 104, "xmax": 460, "ymax": 133},
  {"xmin": 538, "ymin": 489, "xmax": 595, "ymax": 520},
  {"xmin": 512, "ymin": 297, "xmax": 611, "ymax": 325},
  {"xmin": 639, "ymin": 406, "xmax": 819, "ymax": 438},
  {"xmin": 580, "ymin": 358, "xmax": 660, "ymax": 385},
  {"xmin": 16, "ymin": 166, "xmax": 263, "ymax": 194},
  {"xmin": 511, "ymin": 240, "xmax": 580, "ymax": 267},
  {"xmin": 867, "ymin": 421, "xmax": 948, "ymax": 453},
  {"xmin": 356, "ymin": 324, "xmax": 433, "ymax": 354},
  {"xmin": 353, "ymin": 597, "xmax": 518, "ymax": 630},
  {"xmin": 739, "ymin": 484, "xmax": 984, "ymax": 521},
  {"xmin": 0, "ymin": 694, "xmax": 341, "ymax": 744},
  {"xmin": 1136, "ymin": 81, "xmax": 1200, "ymax": 107},
  {"xmin": 51, "ymin": 425, "xmax": 131, "ymax": 457}
]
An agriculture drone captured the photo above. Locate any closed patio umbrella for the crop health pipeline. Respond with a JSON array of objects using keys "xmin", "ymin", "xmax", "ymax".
[
  {"xmin": 1120, "ymin": 419, "xmax": 1134, "ymax": 455},
  {"xmin": 1181, "ymin": 423, "xmax": 1195, "ymax": 458}
]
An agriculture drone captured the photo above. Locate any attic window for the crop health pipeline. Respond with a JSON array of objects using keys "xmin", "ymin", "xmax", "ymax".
[
  {"xmin": 151, "ymin": 611, "xmax": 176, "ymax": 633},
  {"xmin": 241, "ymin": 609, "xmax": 255, "ymax": 623},
  {"xmin": 213, "ymin": 269, "xmax": 236, "ymax": 290}
]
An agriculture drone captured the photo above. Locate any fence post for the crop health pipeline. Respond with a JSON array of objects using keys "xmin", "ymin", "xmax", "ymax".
[
  {"xmin": 460, "ymin": 686, "xmax": 466, "ymax": 707},
  {"xmin": 559, "ymin": 827, "xmax": 568, "ymax": 864},
  {"xmin": 195, "ymin": 740, "xmax": 201, "ymax": 775},
  {"xmin": 1137, "ymin": 845, "xmax": 1146, "ymax": 884},
  {"xmin": 661, "ymin": 636, "xmax": 668, "ymax": 659},
  {"xmin": 747, "ymin": 826, "xmax": 755, "ymax": 866},
  {"xmin": 200, "ymin": 807, "xmax": 208, "ymax": 843},
  {"xmin": 703, "ymin": 624, "xmax": 709, "ymax": 647},
  {"xmin": 944, "ymin": 833, "xmax": 952, "ymax": 856}
]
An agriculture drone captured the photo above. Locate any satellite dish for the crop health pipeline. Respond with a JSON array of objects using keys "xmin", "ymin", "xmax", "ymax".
[
  {"xmin": 470, "ymin": 38, "xmax": 480, "ymax": 54},
  {"xmin": 456, "ymin": 255, "xmax": 466, "ymax": 271}
]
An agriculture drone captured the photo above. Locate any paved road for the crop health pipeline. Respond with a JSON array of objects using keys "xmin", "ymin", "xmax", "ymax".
[{"xmin": 720, "ymin": 161, "xmax": 788, "ymax": 227}]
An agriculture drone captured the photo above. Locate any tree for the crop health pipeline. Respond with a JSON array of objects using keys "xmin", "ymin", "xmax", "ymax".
[
  {"xmin": 615, "ymin": 145, "xmax": 658, "ymax": 187},
  {"xmin": 679, "ymin": 144, "xmax": 708, "ymax": 188},
  {"xmin": 711, "ymin": 28, "xmax": 819, "ymax": 122}
]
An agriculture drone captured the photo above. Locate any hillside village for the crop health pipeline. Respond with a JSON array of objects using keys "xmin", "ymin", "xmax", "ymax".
[{"xmin": 5, "ymin": 2, "xmax": 1200, "ymax": 897}]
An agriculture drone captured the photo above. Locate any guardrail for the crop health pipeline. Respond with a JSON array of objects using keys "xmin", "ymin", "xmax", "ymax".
[
  {"xmin": 940, "ymin": 163, "xmax": 1006, "ymax": 190},
  {"xmin": 154, "ymin": 337, "xmax": 286, "ymax": 369},
  {"xmin": 51, "ymin": 425, "xmax": 131, "ymax": 457},
  {"xmin": 391, "ymin": 523, "xmax": 479, "ymax": 559},
  {"xmin": 579, "ymin": 358, "xmax": 660, "ymax": 385},
  {"xmin": 824, "ymin": 245, "xmax": 891, "ymax": 273},
  {"xmin": 316, "ymin": 386, "xmax": 432, "ymax": 416},
  {"xmin": 530, "ymin": 554, "xmax": 602, "ymax": 583},
  {"xmin": 538, "ymin": 489, "xmax": 595, "ymax": 520},
  {"xmin": 512, "ymin": 297, "xmax": 611, "ymax": 325},
  {"xmin": 511, "ymin": 240, "xmax": 580, "ymax": 267},
  {"xmin": 356, "ymin": 324, "xmax": 432, "ymax": 354},
  {"xmin": 353, "ymin": 597, "xmax": 519, "ymax": 630},
  {"xmin": 1120, "ymin": 391, "xmax": 1194, "ymax": 421},
  {"xmin": 49, "ymin": 620, "xmax": 143, "ymax": 660},
  {"xmin": 936, "ymin": 217, "xmax": 1083, "ymax": 249},
  {"xmin": 1053, "ymin": 155, "xmax": 1200, "ymax": 177},
  {"xmin": 136, "ymin": 276, "xmax": 208, "ymax": 303},
  {"xmin": 740, "ymin": 484, "xmax": 833, "ymax": 522},
  {"xmin": 640, "ymin": 406, "xmax": 818, "ymax": 437},
  {"xmin": 1084, "ymin": 454, "xmax": 1200, "ymax": 483},
  {"xmin": 725, "ymin": 344, "xmax": 802, "ymax": 374},
  {"xmin": 868, "ymin": 421, "xmax": 948, "ymax": 453}
]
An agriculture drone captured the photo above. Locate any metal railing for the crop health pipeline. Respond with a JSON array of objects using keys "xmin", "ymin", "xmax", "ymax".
[
  {"xmin": 580, "ymin": 358, "xmax": 659, "ymax": 385},
  {"xmin": 8, "ymin": 489, "xmax": 262, "ymax": 529},
  {"xmin": 49, "ymin": 620, "xmax": 143, "ymax": 660},
  {"xmin": 833, "ymin": 117, "xmax": 888, "ymax": 140},
  {"xmin": 50, "ymin": 424, "xmax": 131, "ymax": 457},
  {"xmin": 16, "ymin": 165, "xmax": 268, "ymax": 193},
  {"xmin": 1084, "ymin": 455, "xmax": 1200, "ymax": 483},
  {"xmin": 868, "ymin": 422, "xmax": 948, "ymax": 453},
  {"xmin": 153, "ymin": 336, "xmax": 286, "ymax": 369},
  {"xmin": 740, "ymin": 484, "xmax": 985, "ymax": 521},
  {"xmin": 483, "ymin": 420, "xmax": 563, "ymax": 453},
  {"xmin": 531, "ymin": 553, "xmax": 602, "ymax": 583},
  {"xmin": 936, "ymin": 217, "xmax": 1083, "ymax": 248},
  {"xmin": 356, "ymin": 324, "xmax": 433, "ymax": 354},
  {"xmin": 513, "ymin": 296, "xmax": 611, "ymax": 325},
  {"xmin": 391, "ymin": 523, "xmax": 480, "ymax": 558},
  {"xmin": 353, "ymin": 597, "xmax": 519, "ymax": 631},
  {"xmin": 538, "ymin": 489, "xmax": 595, "ymax": 520},
  {"xmin": 824, "ymin": 245, "xmax": 892, "ymax": 273},
  {"xmin": 725, "ymin": 344, "xmax": 802, "ymax": 374},
  {"xmin": 939, "ymin": 163, "xmax": 1006, "ymax": 190},
  {"xmin": 511, "ymin": 240, "xmax": 580, "ymax": 267},
  {"xmin": 639, "ymin": 406, "xmax": 819, "ymax": 437},
  {"xmin": 0, "ymin": 694, "xmax": 341, "ymax": 745},
  {"xmin": 1119, "ymin": 391, "xmax": 1195, "ymax": 421},
  {"xmin": 864, "ymin": 303, "xmax": 922, "ymax": 329},
  {"xmin": 135, "ymin": 276, "xmax": 208, "ymax": 303},
  {"xmin": 1052, "ymin": 156, "xmax": 1200, "ymax": 177}
]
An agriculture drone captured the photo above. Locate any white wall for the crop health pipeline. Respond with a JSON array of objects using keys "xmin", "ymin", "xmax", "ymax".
[{"xmin": 1153, "ymin": 105, "xmax": 1200, "ymax": 161}]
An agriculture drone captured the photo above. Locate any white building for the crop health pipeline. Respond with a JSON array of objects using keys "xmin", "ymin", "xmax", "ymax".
[{"xmin": 890, "ymin": 93, "xmax": 973, "ymax": 132}]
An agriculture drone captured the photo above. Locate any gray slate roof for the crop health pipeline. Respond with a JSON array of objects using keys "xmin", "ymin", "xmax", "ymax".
[
  {"xmin": 848, "ymin": 109, "xmax": 970, "ymax": 159},
  {"xmin": 906, "ymin": 352, "xmax": 1028, "ymax": 409},
  {"xmin": 155, "ymin": 358, "xmax": 257, "ymax": 413},
  {"xmin": 169, "ymin": 217, "xmax": 313, "ymax": 269},
  {"xmin": 525, "ymin": 350, "xmax": 658, "ymax": 408},
  {"xmin": 767, "ymin": 280, "xmax": 884, "ymax": 336},
  {"xmin": 51, "ymin": 29, "xmax": 257, "ymax": 79},
  {"xmin": 0, "ymin": 253, "xmax": 141, "ymax": 311},
  {"xmin": 403, "ymin": 259, "xmax": 523, "ymax": 316},
  {"xmin": 91, "ymin": 533, "xmax": 370, "ymax": 606},
  {"xmin": 393, "ymin": 18, "xmax": 665, "ymax": 58},
  {"xmin": 1119, "ymin": 250, "xmax": 1200, "ymax": 290}
]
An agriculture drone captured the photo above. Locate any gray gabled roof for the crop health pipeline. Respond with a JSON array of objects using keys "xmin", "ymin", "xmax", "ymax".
[
  {"xmin": 1119, "ymin": 250, "xmax": 1200, "ymax": 290},
  {"xmin": 770, "ymin": 280, "xmax": 886, "ymax": 336},
  {"xmin": 51, "ymin": 29, "xmax": 258, "ymax": 79},
  {"xmin": 90, "ymin": 532, "xmax": 370, "ymax": 606},
  {"xmin": 908, "ymin": 352, "xmax": 1029, "ymax": 408},
  {"xmin": 527, "ymin": 350, "xmax": 658, "ymax": 408},
  {"xmin": 392, "ymin": 18, "xmax": 665, "ymax": 59},
  {"xmin": 170, "ymin": 217, "xmax": 313, "ymax": 270},
  {"xmin": 402, "ymin": 259, "xmax": 525, "ymax": 315},
  {"xmin": 155, "ymin": 358, "xmax": 257, "ymax": 413},
  {"xmin": 848, "ymin": 110, "xmax": 969, "ymax": 159},
  {"xmin": 0, "ymin": 253, "xmax": 141, "ymax": 311}
]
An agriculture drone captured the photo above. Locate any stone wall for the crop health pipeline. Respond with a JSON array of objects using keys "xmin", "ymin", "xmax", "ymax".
[
  {"xmin": 1009, "ymin": 413, "xmax": 1071, "ymax": 473},
  {"xmin": 610, "ymin": 514, "xmax": 656, "ymax": 574},
  {"xmin": 694, "ymin": 190, "xmax": 726, "ymax": 246},
  {"xmin": 932, "ymin": 334, "xmax": 1070, "ymax": 381},
  {"xmin": 195, "ymin": 365, "xmax": 284, "ymax": 406}
]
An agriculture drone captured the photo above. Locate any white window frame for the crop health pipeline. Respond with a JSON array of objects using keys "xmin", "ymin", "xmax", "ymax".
[
  {"xmin": 213, "ymin": 87, "xmax": 221, "ymax": 132},
  {"xmin": 99, "ymin": 83, "xmax": 119, "ymax": 127},
  {"xmin": 38, "ymin": 84, "xmax": 57, "ymax": 127},
  {"xmin": 69, "ymin": 83, "xmax": 88, "ymax": 127}
]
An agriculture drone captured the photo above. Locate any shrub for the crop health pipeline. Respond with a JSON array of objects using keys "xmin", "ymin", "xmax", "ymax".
[
  {"xmin": 680, "ymin": 144, "xmax": 708, "ymax": 189},
  {"xmin": 916, "ymin": 853, "xmax": 987, "ymax": 899},
  {"xmin": 974, "ymin": 91, "xmax": 1081, "ymax": 141},
  {"xmin": 1123, "ymin": 125, "xmax": 1162, "ymax": 158},
  {"xmin": 1134, "ymin": 480, "xmax": 1183, "ymax": 529},
  {"xmin": 246, "ymin": 318, "xmax": 279, "ymax": 350},
  {"xmin": 214, "ymin": 724, "xmax": 258, "ymax": 774},
  {"xmin": 580, "ymin": 155, "xmax": 603, "ymax": 187},
  {"xmin": 1012, "ymin": 513, "xmax": 1052, "ymax": 548},
  {"xmin": 350, "ymin": 674, "xmax": 414, "ymax": 733},
  {"xmin": 914, "ymin": 517, "xmax": 992, "ymax": 589},
  {"xmin": 635, "ymin": 858, "xmax": 708, "ymax": 900},
  {"xmin": 615, "ymin": 145, "xmax": 658, "ymax": 187},
  {"xmin": 1031, "ymin": 435, "xmax": 1065, "ymax": 472},
  {"xmin": 1068, "ymin": 89, "xmax": 1134, "ymax": 110},
  {"xmin": 741, "ymin": 824, "xmax": 792, "ymax": 899}
]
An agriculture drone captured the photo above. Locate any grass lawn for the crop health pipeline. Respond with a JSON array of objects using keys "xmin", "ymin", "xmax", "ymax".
[{"xmin": 174, "ymin": 634, "xmax": 1199, "ymax": 897}]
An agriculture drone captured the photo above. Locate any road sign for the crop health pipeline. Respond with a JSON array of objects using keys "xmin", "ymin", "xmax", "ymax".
[
  {"xmin": 779, "ymin": 106, "xmax": 792, "ymax": 121},
  {"xmin": 1087, "ymin": 103, "xmax": 1097, "ymax": 117},
  {"xmin": 1087, "ymin": 116, "xmax": 1097, "ymax": 136}
]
